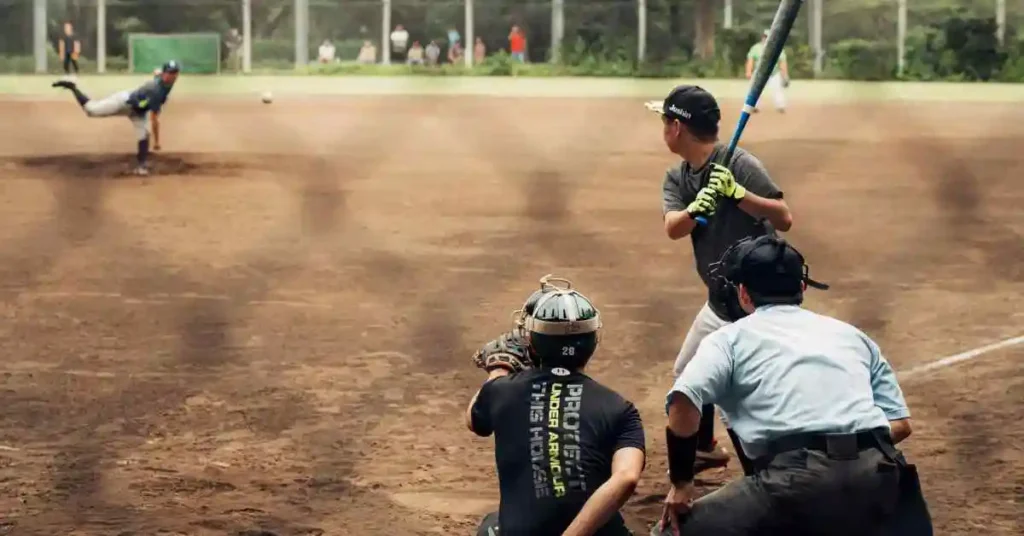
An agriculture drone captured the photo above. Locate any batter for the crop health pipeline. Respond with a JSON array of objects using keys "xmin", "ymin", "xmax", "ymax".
[
  {"xmin": 52, "ymin": 60, "xmax": 179, "ymax": 176},
  {"xmin": 646, "ymin": 84, "xmax": 794, "ymax": 474}
]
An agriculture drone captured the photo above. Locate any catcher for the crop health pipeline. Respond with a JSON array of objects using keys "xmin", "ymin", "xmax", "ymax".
[
  {"xmin": 467, "ymin": 275, "xmax": 646, "ymax": 536},
  {"xmin": 52, "ymin": 61, "xmax": 180, "ymax": 176}
]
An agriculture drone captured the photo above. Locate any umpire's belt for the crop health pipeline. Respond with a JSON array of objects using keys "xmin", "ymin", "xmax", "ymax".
[{"xmin": 754, "ymin": 428, "xmax": 892, "ymax": 469}]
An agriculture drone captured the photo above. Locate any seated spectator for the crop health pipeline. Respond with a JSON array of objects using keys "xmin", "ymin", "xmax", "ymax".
[
  {"xmin": 448, "ymin": 41, "xmax": 463, "ymax": 64},
  {"xmin": 474, "ymin": 37, "xmax": 486, "ymax": 64},
  {"xmin": 357, "ymin": 40, "xmax": 376, "ymax": 64},
  {"xmin": 425, "ymin": 40, "xmax": 441, "ymax": 66},
  {"xmin": 407, "ymin": 41, "xmax": 425, "ymax": 65},
  {"xmin": 318, "ymin": 39, "xmax": 336, "ymax": 63}
]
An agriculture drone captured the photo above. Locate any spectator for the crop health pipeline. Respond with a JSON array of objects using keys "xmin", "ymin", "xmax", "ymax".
[
  {"xmin": 390, "ymin": 24, "xmax": 409, "ymax": 63},
  {"xmin": 425, "ymin": 40, "xmax": 441, "ymax": 66},
  {"xmin": 474, "ymin": 36, "xmax": 486, "ymax": 64},
  {"xmin": 357, "ymin": 40, "xmax": 377, "ymax": 64},
  {"xmin": 318, "ymin": 39, "xmax": 336, "ymax": 63},
  {"xmin": 508, "ymin": 25, "xmax": 526, "ymax": 62},
  {"xmin": 225, "ymin": 28, "xmax": 243, "ymax": 72},
  {"xmin": 447, "ymin": 26, "xmax": 461, "ymax": 47},
  {"xmin": 448, "ymin": 40, "xmax": 463, "ymax": 64},
  {"xmin": 407, "ymin": 41, "xmax": 425, "ymax": 65}
]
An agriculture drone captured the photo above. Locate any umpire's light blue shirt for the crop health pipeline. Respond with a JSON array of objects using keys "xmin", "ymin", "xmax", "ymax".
[{"xmin": 668, "ymin": 305, "xmax": 910, "ymax": 459}]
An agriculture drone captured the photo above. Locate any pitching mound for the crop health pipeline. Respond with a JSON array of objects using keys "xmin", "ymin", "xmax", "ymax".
[{"xmin": 0, "ymin": 152, "xmax": 328, "ymax": 180}]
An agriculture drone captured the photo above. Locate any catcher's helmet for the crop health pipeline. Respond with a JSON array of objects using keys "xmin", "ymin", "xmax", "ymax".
[
  {"xmin": 514, "ymin": 275, "xmax": 601, "ymax": 370},
  {"xmin": 708, "ymin": 235, "xmax": 829, "ymax": 322}
]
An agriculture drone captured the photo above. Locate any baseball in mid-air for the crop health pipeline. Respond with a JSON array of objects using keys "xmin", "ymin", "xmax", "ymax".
[{"xmin": 261, "ymin": 91, "xmax": 273, "ymax": 104}]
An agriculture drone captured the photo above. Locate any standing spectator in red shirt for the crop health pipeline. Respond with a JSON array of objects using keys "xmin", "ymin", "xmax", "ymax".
[{"xmin": 508, "ymin": 25, "xmax": 526, "ymax": 63}]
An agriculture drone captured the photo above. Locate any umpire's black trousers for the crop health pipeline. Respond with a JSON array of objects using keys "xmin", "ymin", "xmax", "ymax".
[{"xmin": 675, "ymin": 437, "xmax": 905, "ymax": 535}]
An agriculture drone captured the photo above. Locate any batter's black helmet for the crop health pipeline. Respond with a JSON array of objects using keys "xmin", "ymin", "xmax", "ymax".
[
  {"xmin": 708, "ymin": 235, "xmax": 829, "ymax": 321},
  {"xmin": 513, "ymin": 275, "xmax": 601, "ymax": 370}
]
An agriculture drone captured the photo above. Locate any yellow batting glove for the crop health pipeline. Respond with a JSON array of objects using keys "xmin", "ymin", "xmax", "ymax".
[
  {"xmin": 686, "ymin": 187, "xmax": 718, "ymax": 219},
  {"xmin": 708, "ymin": 163, "xmax": 747, "ymax": 200}
]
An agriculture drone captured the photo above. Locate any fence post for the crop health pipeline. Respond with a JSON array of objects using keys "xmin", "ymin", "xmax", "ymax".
[
  {"xmin": 897, "ymin": 0, "xmax": 906, "ymax": 77},
  {"xmin": 97, "ymin": 0, "xmax": 106, "ymax": 73},
  {"xmin": 465, "ymin": 0, "xmax": 475, "ymax": 67},
  {"xmin": 551, "ymin": 0, "xmax": 565, "ymax": 63},
  {"xmin": 382, "ymin": 0, "xmax": 391, "ymax": 65},
  {"xmin": 295, "ymin": 0, "xmax": 309, "ymax": 67},
  {"xmin": 811, "ymin": 0, "xmax": 823, "ymax": 77},
  {"xmin": 637, "ymin": 0, "xmax": 646, "ymax": 63},
  {"xmin": 33, "ymin": 0, "xmax": 46, "ymax": 74},
  {"xmin": 996, "ymin": 0, "xmax": 1006, "ymax": 45},
  {"xmin": 242, "ymin": 0, "xmax": 252, "ymax": 73},
  {"xmin": 724, "ymin": 0, "xmax": 733, "ymax": 29}
]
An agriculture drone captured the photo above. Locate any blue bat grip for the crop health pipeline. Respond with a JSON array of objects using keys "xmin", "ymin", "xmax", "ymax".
[{"xmin": 695, "ymin": 215, "xmax": 708, "ymax": 225}]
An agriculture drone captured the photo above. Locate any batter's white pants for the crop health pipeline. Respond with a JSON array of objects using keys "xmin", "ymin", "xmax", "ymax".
[
  {"xmin": 673, "ymin": 301, "xmax": 731, "ymax": 377},
  {"xmin": 83, "ymin": 90, "xmax": 150, "ymax": 141},
  {"xmin": 766, "ymin": 73, "xmax": 787, "ymax": 111},
  {"xmin": 674, "ymin": 301, "xmax": 732, "ymax": 427}
]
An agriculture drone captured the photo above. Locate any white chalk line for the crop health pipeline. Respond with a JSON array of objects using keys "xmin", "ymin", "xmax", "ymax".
[{"xmin": 899, "ymin": 334, "xmax": 1024, "ymax": 380}]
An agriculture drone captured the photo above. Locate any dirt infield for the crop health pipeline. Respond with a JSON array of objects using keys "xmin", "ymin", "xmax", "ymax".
[{"xmin": 0, "ymin": 96, "xmax": 1021, "ymax": 535}]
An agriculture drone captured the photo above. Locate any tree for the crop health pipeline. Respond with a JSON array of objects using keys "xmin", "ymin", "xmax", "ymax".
[{"xmin": 694, "ymin": 0, "xmax": 715, "ymax": 60}]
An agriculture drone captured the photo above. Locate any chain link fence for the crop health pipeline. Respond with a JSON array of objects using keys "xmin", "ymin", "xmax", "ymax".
[{"xmin": 0, "ymin": 0, "xmax": 1018, "ymax": 78}]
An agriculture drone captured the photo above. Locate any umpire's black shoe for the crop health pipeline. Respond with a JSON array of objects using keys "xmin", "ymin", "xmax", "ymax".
[{"xmin": 52, "ymin": 80, "xmax": 76, "ymax": 90}]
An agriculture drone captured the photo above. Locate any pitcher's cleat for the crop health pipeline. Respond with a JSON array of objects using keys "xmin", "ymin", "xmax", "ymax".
[
  {"xmin": 131, "ymin": 165, "xmax": 150, "ymax": 176},
  {"xmin": 52, "ymin": 80, "xmax": 76, "ymax": 90}
]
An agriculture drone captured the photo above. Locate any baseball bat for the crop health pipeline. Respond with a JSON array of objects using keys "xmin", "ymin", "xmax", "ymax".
[{"xmin": 694, "ymin": 0, "xmax": 804, "ymax": 226}]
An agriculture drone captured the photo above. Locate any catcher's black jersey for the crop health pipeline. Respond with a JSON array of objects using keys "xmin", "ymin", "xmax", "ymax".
[{"xmin": 471, "ymin": 366, "xmax": 645, "ymax": 536}]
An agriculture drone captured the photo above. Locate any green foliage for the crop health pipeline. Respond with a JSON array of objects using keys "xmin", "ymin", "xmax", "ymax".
[
  {"xmin": 716, "ymin": 27, "xmax": 760, "ymax": 78},
  {"xmin": 826, "ymin": 39, "xmax": 896, "ymax": 81},
  {"xmin": 938, "ymin": 16, "xmax": 1004, "ymax": 81}
]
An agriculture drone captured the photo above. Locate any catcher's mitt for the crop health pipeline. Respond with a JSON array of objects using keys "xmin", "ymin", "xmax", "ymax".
[{"xmin": 472, "ymin": 330, "xmax": 533, "ymax": 373}]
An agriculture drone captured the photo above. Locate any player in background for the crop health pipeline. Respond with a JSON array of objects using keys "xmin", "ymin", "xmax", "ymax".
[
  {"xmin": 57, "ymin": 22, "xmax": 81, "ymax": 79},
  {"xmin": 746, "ymin": 29, "xmax": 790, "ymax": 113},
  {"xmin": 467, "ymin": 275, "xmax": 646, "ymax": 536},
  {"xmin": 51, "ymin": 61, "xmax": 179, "ymax": 176}
]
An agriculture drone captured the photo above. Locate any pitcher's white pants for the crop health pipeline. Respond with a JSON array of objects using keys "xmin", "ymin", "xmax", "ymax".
[
  {"xmin": 83, "ymin": 90, "xmax": 150, "ymax": 141},
  {"xmin": 766, "ymin": 73, "xmax": 787, "ymax": 111}
]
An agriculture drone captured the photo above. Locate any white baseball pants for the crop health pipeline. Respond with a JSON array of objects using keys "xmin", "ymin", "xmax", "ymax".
[
  {"xmin": 83, "ymin": 90, "xmax": 150, "ymax": 141},
  {"xmin": 766, "ymin": 73, "xmax": 787, "ymax": 110},
  {"xmin": 672, "ymin": 301, "xmax": 731, "ymax": 377}
]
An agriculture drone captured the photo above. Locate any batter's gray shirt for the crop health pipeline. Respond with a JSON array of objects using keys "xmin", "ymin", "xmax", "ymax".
[{"xmin": 662, "ymin": 144, "xmax": 783, "ymax": 317}]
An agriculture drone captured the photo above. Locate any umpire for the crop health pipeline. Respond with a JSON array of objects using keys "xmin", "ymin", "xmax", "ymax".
[
  {"xmin": 645, "ymin": 85, "xmax": 793, "ymax": 472},
  {"xmin": 657, "ymin": 236, "xmax": 932, "ymax": 536},
  {"xmin": 467, "ymin": 275, "xmax": 646, "ymax": 536}
]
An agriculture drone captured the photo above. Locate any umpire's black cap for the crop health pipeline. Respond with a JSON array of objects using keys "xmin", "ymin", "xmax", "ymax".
[
  {"xmin": 734, "ymin": 237, "xmax": 829, "ymax": 299},
  {"xmin": 644, "ymin": 84, "xmax": 721, "ymax": 131}
]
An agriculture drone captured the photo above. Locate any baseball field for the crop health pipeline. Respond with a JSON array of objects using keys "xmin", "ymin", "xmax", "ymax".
[{"xmin": 0, "ymin": 75, "xmax": 1021, "ymax": 535}]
